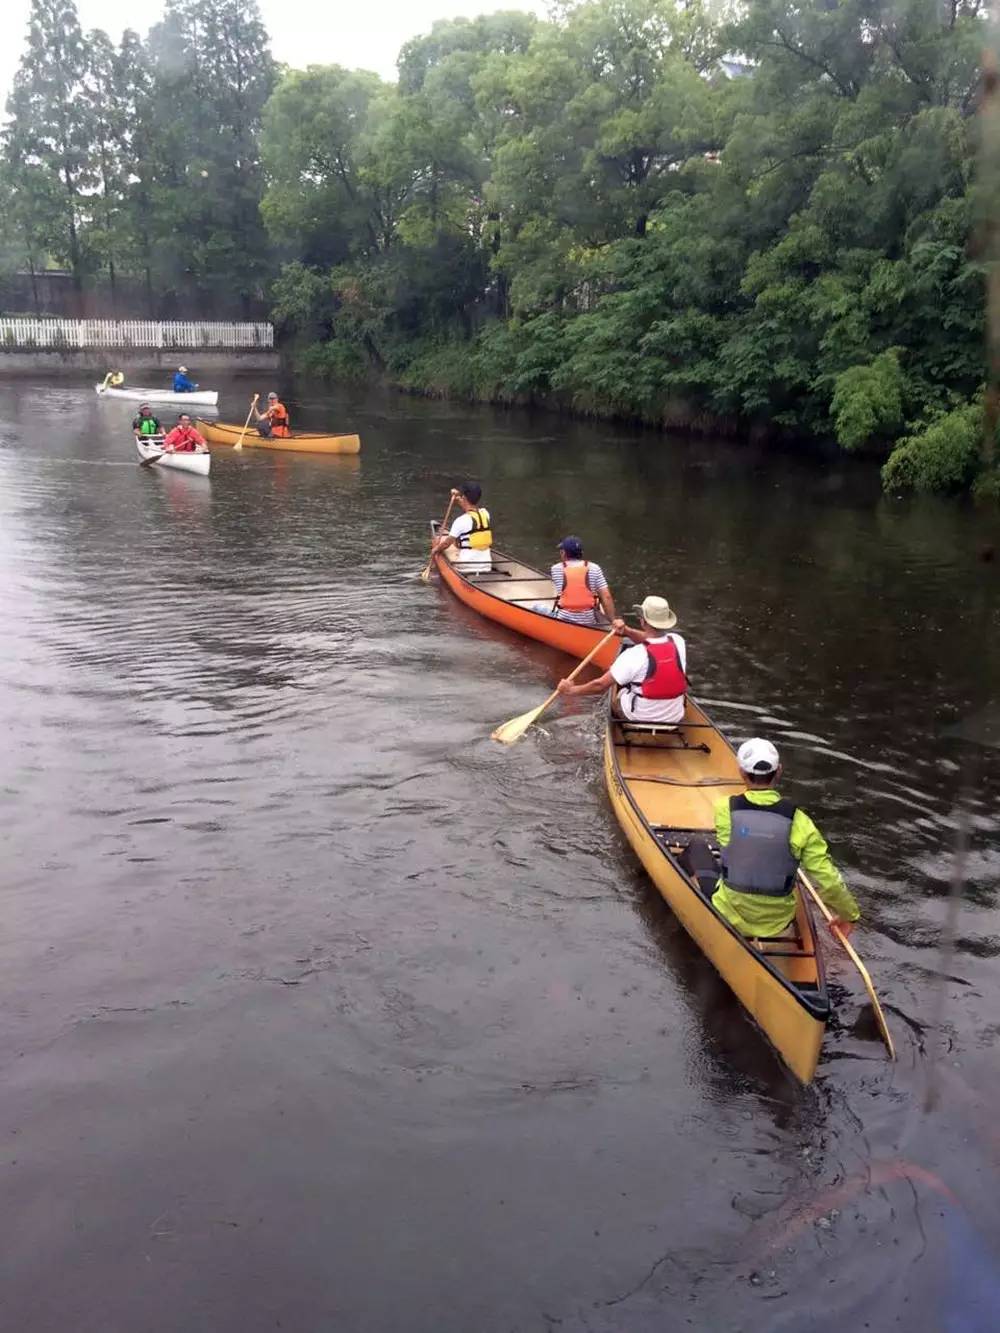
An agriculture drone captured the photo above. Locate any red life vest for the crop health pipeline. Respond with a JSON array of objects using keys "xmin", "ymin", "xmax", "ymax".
[
  {"xmin": 165, "ymin": 425, "xmax": 203, "ymax": 452},
  {"xmin": 556, "ymin": 560, "xmax": 597, "ymax": 613},
  {"xmin": 638, "ymin": 637, "xmax": 687, "ymax": 699}
]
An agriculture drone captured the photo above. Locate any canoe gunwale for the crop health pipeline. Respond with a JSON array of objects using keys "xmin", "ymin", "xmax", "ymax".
[{"xmin": 605, "ymin": 708, "xmax": 830, "ymax": 1031}]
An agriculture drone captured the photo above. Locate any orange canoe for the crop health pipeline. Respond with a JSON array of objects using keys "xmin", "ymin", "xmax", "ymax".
[{"xmin": 432, "ymin": 532, "xmax": 620, "ymax": 670}]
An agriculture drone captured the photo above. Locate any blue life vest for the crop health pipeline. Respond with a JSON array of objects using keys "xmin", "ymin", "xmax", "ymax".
[{"xmin": 721, "ymin": 795, "xmax": 799, "ymax": 897}]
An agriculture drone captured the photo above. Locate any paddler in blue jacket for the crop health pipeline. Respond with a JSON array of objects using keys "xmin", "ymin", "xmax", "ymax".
[
  {"xmin": 712, "ymin": 738, "xmax": 861, "ymax": 939},
  {"xmin": 173, "ymin": 365, "xmax": 198, "ymax": 393}
]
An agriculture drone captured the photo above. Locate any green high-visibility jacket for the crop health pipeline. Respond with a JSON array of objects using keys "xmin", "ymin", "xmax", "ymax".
[{"xmin": 712, "ymin": 788, "xmax": 860, "ymax": 938}]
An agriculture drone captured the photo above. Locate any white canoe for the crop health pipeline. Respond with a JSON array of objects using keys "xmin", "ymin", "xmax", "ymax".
[
  {"xmin": 97, "ymin": 384, "xmax": 219, "ymax": 407},
  {"xmin": 135, "ymin": 437, "xmax": 211, "ymax": 476}
]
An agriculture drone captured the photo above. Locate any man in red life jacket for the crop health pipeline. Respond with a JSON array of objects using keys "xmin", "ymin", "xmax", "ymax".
[
  {"xmin": 556, "ymin": 595, "xmax": 687, "ymax": 724},
  {"xmin": 532, "ymin": 536, "xmax": 620, "ymax": 627},
  {"xmin": 163, "ymin": 413, "xmax": 208, "ymax": 453}
]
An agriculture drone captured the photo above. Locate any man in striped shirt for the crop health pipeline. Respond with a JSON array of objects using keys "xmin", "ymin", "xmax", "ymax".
[{"xmin": 533, "ymin": 536, "xmax": 621, "ymax": 628}]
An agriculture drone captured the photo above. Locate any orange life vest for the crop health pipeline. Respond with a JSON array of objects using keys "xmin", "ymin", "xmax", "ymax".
[
  {"xmin": 556, "ymin": 560, "xmax": 598, "ymax": 613},
  {"xmin": 268, "ymin": 401, "xmax": 290, "ymax": 437}
]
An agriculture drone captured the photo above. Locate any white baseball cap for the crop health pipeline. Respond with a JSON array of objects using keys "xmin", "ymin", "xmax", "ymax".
[
  {"xmin": 737, "ymin": 738, "xmax": 780, "ymax": 776},
  {"xmin": 633, "ymin": 595, "xmax": 677, "ymax": 629},
  {"xmin": 178, "ymin": 365, "xmax": 188, "ymax": 372}
]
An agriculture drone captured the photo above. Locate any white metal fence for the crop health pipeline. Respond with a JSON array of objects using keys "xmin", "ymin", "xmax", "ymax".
[{"xmin": 0, "ymin": 318, "xmax": 274, "ymax": 350}]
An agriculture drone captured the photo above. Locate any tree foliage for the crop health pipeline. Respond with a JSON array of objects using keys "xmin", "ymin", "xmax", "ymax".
[
  {"xmin": 260, "ymin": 0, "xmax": 987, "ymax": 493},
  {"xmin": 1, "ymin": 0, "xmax": 276, "ymax": 312}
]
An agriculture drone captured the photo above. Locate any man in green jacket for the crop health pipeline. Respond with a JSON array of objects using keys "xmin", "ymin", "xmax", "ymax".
[{"xmin": 712, "ymin": 738, "xmax": 860, "ymax": 939}]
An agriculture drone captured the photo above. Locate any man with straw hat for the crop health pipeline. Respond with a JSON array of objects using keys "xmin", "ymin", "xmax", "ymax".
[{"xmin": 556, "ymin": 594, "xmax": 687, "ymax": 724}]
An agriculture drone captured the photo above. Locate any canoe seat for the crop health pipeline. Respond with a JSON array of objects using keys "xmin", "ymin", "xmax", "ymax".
[
  {"xmin": 749, "ymin": 933, "xmax": 813, "ymax": 958},
  {"xmin": 619, "ymin": 721, "xmax": 679, "ymax": 735},
  {"xmin": 617, "ymin": 721, "xmax": 712, "ymax": 755}
]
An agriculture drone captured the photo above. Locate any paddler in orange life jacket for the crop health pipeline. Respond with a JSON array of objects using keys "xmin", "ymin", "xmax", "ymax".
[
  {"xmin": 556, "ymin": 595, "xmax": 687, "ymax": 724},
  {"xmin": 712, "ymin": 738, "xmax": 861, "ymax": 939},
  {"xmin": 255, "ymin": 391, "xmax": 290, "ymax": 438},
  {"xmin": 532, "ymin": 536, "xmax": 620, "ymax": 627},
  {"xmin": 429, "ymin": 480, "xmax": 493, "ymax": 574}
]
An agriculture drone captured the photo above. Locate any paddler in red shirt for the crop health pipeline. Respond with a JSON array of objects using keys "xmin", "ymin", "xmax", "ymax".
[{"xmin": 163, "ymin": 413, "xmax": 208, "ymax": 453}]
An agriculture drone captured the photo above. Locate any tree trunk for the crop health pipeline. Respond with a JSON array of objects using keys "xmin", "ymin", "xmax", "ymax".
[{"xmin": 28, "ymin": 257, "xmax": 40, "ymax": 315}]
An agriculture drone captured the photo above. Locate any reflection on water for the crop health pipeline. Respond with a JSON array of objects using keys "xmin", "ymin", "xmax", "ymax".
[{"xmin": 0, "ymin": 376, "xmax": 998, "ymax": 1331}]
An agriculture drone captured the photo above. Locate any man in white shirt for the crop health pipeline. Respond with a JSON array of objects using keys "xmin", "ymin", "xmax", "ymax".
[
  {"xmin": 556, "ymin": 595, "xmax": 687, "ymax": 724},
  {"xmin": 429, "ymin": 481, "xmax": 493, "ymax": 574}
]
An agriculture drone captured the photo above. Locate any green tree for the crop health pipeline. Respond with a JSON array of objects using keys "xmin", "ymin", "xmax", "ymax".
[
  {"xmin": 146, "ymin": 0, "xmax": 276, "ymax": 307},
  {"xmin": 82, "ymin": 29, "xmax": 129, "ymax": 305},
  {"xmin": 3, "ymin": 0, "xmax": 95, "ymax": 291},
  {"xmin": 258, "ymin": 0, "xmax": 988, "ymax": 492}
]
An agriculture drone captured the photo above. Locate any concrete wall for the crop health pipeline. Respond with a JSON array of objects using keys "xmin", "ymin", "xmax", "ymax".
[{"xmin": 0, "ymin": 349, "xmax": 280, "ymax": 377}]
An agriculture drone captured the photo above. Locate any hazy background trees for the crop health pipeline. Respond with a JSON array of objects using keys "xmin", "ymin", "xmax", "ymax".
[{"xmin": 1, "ymin": 0, "xmax": 274, "ymax": 315}]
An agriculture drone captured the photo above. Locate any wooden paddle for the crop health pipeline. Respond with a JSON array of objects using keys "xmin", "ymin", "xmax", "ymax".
[
  {"xmin": 139, "ymin": 444, "xmax": 164, "ymax": 468},
  {"xmin": 234, "ymin": 394, "xmax": 258, "ymax": 451},
  {"xmin": 799, "ymin": 869, "xmax": 896, "ymax": 1060},
  {"xmin": 420, "ymin": 493, "xmax": 456, "ymax": 583},
  {"xmin": 492, "ymin": 629, "xmax": 617, "ymax": 745}
]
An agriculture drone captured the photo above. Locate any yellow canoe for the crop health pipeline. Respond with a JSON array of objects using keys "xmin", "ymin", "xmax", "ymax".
[
  {"xmin": 196, "ymin": 419, "xmax": 361, "ymax": 454},
  {"xmin": 604, "ymin": 701, "xmax": 830, "ymax": 1083}
]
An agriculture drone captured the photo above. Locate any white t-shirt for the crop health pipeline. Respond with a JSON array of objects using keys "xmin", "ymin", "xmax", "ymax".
[
  {"xmin": 450, "ymin": 511, "xmax": 492, "ymax": 571},
  {"xmin": 610, "ymin": 633, "xmax": 687, "ymax": 723}
]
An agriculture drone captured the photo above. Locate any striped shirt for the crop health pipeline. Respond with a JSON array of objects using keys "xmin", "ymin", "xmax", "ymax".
[{"xmin": 549, "ymin": 561, "xmax": 609, "ymax": 626}]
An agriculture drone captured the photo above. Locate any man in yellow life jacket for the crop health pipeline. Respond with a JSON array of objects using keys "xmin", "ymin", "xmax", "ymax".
[
  {"xmin": 532, "ymin": 536, "xmax": 620, "ymax": 627},
  {"xmin": 712, "ymin": 738, "xmax": 861, "ymax": 939},
  {"xmin": 430, "ymin": 480, "xmax": 492, "ymax": 574}
]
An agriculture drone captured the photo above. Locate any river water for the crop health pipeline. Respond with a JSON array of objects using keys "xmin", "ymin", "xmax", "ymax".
[{"xmin": 1, "ymin": 375, "xmax": 998, "ymax": 1331}]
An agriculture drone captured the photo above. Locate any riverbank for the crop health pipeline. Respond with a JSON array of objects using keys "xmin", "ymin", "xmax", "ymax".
[
  {"xmin": 288, "ymin": 330, "xmax": 997, "ymax": 498},
  {"xmin": 292, "ymin": 335, "xmax": 815, "ymax": 445}
]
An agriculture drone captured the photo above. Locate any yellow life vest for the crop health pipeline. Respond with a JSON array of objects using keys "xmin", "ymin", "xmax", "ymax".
[{"xmin": 458, "ymin": 506, "xmax": 492, "ymax": 551}]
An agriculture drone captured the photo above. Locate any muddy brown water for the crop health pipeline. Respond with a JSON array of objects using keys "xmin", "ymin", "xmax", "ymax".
[{"xmin": 1, "ymin": 376, "xmax": 998, "ymax": 1331}]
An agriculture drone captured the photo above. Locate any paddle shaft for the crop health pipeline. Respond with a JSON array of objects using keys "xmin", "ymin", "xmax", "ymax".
[
  {"xmin": 537, "ymin": 629, "xmax": 619, "ymax": 714},
  {"xmin": 421, "ymin": 494, "xmax": 457, "ymax": 580},
  {"xmin": 799, "ymin": 870, "xmax": 896, "ymax": 1060},
  {"xmin": 234, "ymin": 394, "xmax": 258, "ymax": 451}
]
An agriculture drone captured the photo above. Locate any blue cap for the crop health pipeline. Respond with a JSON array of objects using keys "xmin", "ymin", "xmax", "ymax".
[{"xmin": 558, "ymin": 535, "xmax": 584, "ymax": 558}]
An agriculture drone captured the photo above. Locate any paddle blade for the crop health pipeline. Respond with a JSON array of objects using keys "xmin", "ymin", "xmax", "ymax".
[
  {"xmin": 419, "ymin": 564, "xmax": 432, "ymax": 583},
  {"xmin": 491, "ymin": 703, "xmax": 546, "ymax": 745}
]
